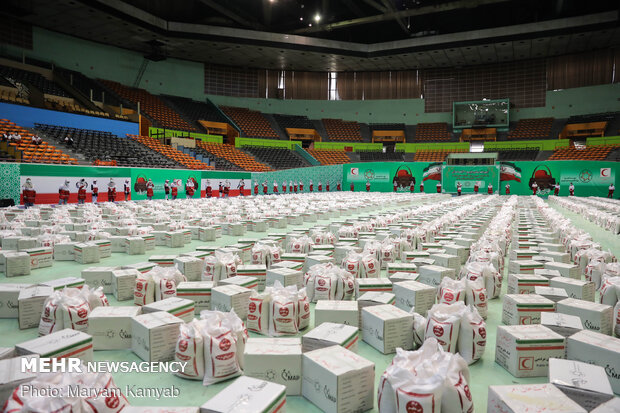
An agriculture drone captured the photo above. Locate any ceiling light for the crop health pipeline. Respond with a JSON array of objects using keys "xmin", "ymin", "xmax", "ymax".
[
  {"xmin": 308, "ymin": 23, "xmax": 312, "ymax": 27},
  {"xmin": 314, "ymin": 13, "xmax": 321, "ymax": 23},
  {"xmin": 299, "ymin": 17, "xmax": 303, "ymax": 21}
]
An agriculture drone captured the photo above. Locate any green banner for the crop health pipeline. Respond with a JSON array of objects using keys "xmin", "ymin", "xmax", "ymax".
[
  {"xmin": 343, "ymin": 162, "xmax": 438, "ymax": 192},
  {"xmin": 442, "ymin": 165, "xmax": 499, "ymax": 193},
  {"xmin": 131, "ymin": 169, "xmax": 202, "ymax": 200}
]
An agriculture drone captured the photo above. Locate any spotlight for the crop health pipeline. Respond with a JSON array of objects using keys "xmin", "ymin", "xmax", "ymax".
[
  {"xmin": 314, "ymin": 13, "xmax": 321, "ymax": 22},
  {"xmin": 300, "ymin": 17, "xmax": 303, "ymax": 21},
  {"xmin": 308, "ymin": 23, "xmax": 312, "ymax": 27}
]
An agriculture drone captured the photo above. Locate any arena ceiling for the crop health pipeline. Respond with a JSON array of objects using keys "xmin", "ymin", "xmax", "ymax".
[{"xmin": 4, "ymin": 0, "xmax": 620, "ymax": 71}]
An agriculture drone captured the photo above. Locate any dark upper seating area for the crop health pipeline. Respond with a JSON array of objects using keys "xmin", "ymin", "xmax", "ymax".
[
  {"xmin": 242, "ymin": 146, "xmax": 311, "ymax": 170},
  {"xmin": 369, "ymin": 123, "xmax": 405, "ymax": 131},
  {"xmin": 55, "ymin": 68, "xmax": 122, "ymax": 106},
  {"xmin": 160, "ymin": 95, "xmax": 230, "ymax": 128},
  {"xmin": 357, "ymin": 150, "xmax": 404, "ymax": 162},
  {"xmin": 507, "ymin": 118, "xmax": 554, "ymax": 140},
  {"xmin": 414, "ymin": 123, "xmax": 451, "ymax": 142},
  {"xmin": 566, "ymin": 112, "xmax": 618, "ymax": 125},
  {"xmin": 273, "ymin": 114, "xmax": 314, "ymax": 130},
  {"xmin": 0, "ymin": 65, "xmax": 68, "ymax": 97},
  {"xmin": 35, "ymin": 123, "xmax": 180, "ymax": 168},
  {"xmin": 493, "ymin": 148, "xmax": 539, "ymax": 161}
]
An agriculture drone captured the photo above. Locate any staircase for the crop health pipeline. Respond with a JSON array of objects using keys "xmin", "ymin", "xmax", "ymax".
[
  {"xmin": 535, "ymin": 150, "xmax": 554, "ymax": 161},
  {"xmin": 312, "ymin": 120, "xmax": 329, "ymax": 141},
  {"xmin": 405, "ymin": 125, "xmax": 416, "ymax": 142},
  {"xmin": 605, "ymin": 147, "xmax": 620, "ymax": 162},
  {"xmin": 359, "ymin": 123, "xmax": 372, "ymax": 143},
  {"xmin": 263, "ymin": 113, "xmax": 288, "ymax": 140}
]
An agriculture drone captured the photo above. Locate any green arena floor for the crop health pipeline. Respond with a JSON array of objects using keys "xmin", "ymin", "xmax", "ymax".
[{"xmin": 0, "ymin": 198, "xmax": 617, "ymax": 412}]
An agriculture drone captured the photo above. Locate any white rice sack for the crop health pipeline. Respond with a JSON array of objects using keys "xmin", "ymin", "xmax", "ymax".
[
  {"xmin": 599, "ymin": 275, "xmax": 620, "ymax": 306},
  {"xmin": 342, "ymin": 252, "xmax": 361, "ymax": 277},
  {"xmin": 202, "ymin": 323, "xmax": 241, "ymax": 386},
  {"xmin": 288, "ymin": 235, "xmax": 313, "ymax": 254},
  {"xmin": 297, "ymin": 288, "xmax": 311, "ymax": 330},
  {"xmin": 313, "ymin": 272, "xmax": 339, "ymax": 302},
  {"xmin": 174, "ymin": 320, "xmax": 205, "ymax": 380},
  {"xmin": 80, "ymin": 371, "xmax": 130, "ymax": 413},
  {"xmin": 216, "ymin": 252, "xmax": 240, "ymax": 282},
  {"xmin": 61, "ymin": 288, "xmax": 91, "ymax": 332},
  {"xmin": 203, "ymin": 255, "xmax": 219, "ymax": 282},
  {"xmin": 360, "ymin": 253, "xmax": 380, "ymax": 278},
  {"xmin": 247, "ymin": 289, "xmax": 271, "ymax": 336},
  {"xmin": 81, "ymin": 285, "xmax": 109, "ymax": 309},
  {"xmin": 425, "ymin": 302, "xmax": 467, "ymax": 353},
  {"xmin": 614, "ymin": 300, "xmax": 620, "ymax": 338},
  {"xmin": 269, "ymin": 286, "xmax": 298, "ymax": 336},
  {"xmin": 461, "ymin": 262, "xmax": 501, "ymax": 300},
  {"xmin": 251, "ymin": 244, "xmax": 269, "ymax": 266},
  {"xmin": 268, "ymin": 246, "xmax": 282, "ymax": 267},
  {"xmin": 222, "ymin": 310, "xmax": 248, "ymax": 369},
  {"xmin": 342, "ymin": 273, "xmax": 355, "ymax": 301},
  {"xmin": 440, "ymin": 358, "xmax": 475, "ymax": 413},
  {"xmin": 38, "ymin": 291, "xmax": 64, "ymax": 336},
  {"xmin": 152, "ymin": 266, "xmax": 187, "ymax": 301},
  {"xmin": 411, "ymin": 311, "xmax": 427, "ymax": 348},
  {"xmin": 379, "ymin": 244, "xmax": 396, "ymax": 269},
  {"xmin": 363, "ymin": 240, "xmax": 381, "ymax": 261},
  {"xmin": 465, "ymin": 278, "xmax": 488, "ymax": 319},
  {"xmin": 438, "ymin": 278, "xmax": 466, "ymax": 305},
  {"xmin": 134, "ymin": 273, "xmax": 155, "ymax": 306},
  {"xmin": 457, "ymin": 305, "xmax": 486, "ymax": 365}
]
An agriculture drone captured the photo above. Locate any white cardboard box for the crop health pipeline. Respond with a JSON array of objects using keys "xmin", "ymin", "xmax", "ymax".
[
  {"xmin": 165, "ymin": 232, "xmax": 184, "ymax": 248},
  {"xmin": 302, "ymin": 345, "xmax": 374, "ymax": 413},
  {"xmin": 386, "ymin": 262, "xmax": 418, "ymax": 276},
  {"xmin": 357, "ymin": 291, "xmax": 395, "ymax": 327},
  {"xmin": 113, "ymin": 269, "xmax": 140, "ymax": 301},
  {"xmin": 535, "ymin": 286, "xmax": 569, "ymax": 303},
  {"xmin": 302, "ymin": 322, "xmax": 359, "ymax": 353},
  {"xmin": 540, "ymin": 250, "xmax": 572, "ymax": 264},
  {"xmin": 81, "ymin": 266, "xmax": 119, "ymax": 293},
  {"xmin": 93, "ymin": 239, "xmax": 112, "ymax": 258},
  {"xmin": 495, "ymin": 324, "xmax": 566, "ymax": 378},
  {"xmin": 541, "ymin": 312, "xmax": 584, "ymax": 338},
  {"xmin": 88, "ymin": 306, "xmax": 142, "ymax": 350},
  {"xmin": 557, "ymin": 298, "xmax": 613, "ymax": 335},
  {"xmin": 488, "ymin": 383, "xmax": 587, "ymax": 413},
  {"xmin": 545, "ymin": 262, "xmax": 580, "ymax": 279},
  {"xmin": 220, "ymin": 276, "xmax": 259, "ymax": 292},
  {"xmin": 417, "ymin": 264, "xmax": 455, "ymax": 288},
  {"xmin": 24, "ymin": 247, "xmax": 53, "ymax": 269},
  {"xmin": 549, "ymin": 358, "xmax": 614, "ymax": 411},
  {"xmin": 509, "ymin": 260, "xmax": 544, "ymax": 274},
  {"xmin": 199, "ymin": 227, "xmax": 216, "ymax": 242},
  {"xmin": 591, "ymin": 398, "xmax": 620, "ymax": 413},
  {"xmin": 535, "ymin": 268, "xmax": 563, "ymax": 280},
  {"xmin": 567, "ymin": 330, "xmax": 620, "ymax": 394},
  {"xmin": 174, "ymin": 257, "xmax": 203, "ymax": 281},
  {"xmin": 108, "ymin": 236, "xmax": 127, "ymax": 253},
  {"xmin": 387, "ymin": 272, "xmax": 419, "ymax": 284},
  {"xmin": 18, "ymin": 286, "xmax": 53, "ymax": 329},
  {"xmin": 244, "ymin": 337, "xmax": 302, "ymax": 395},
  {"xmin": 315, "ymin": 300, "xmax": 359, "ymax": 328},
  {"xmin": 211, "ymin": 285, "xmax": 252, "ymax": 320},
  {"xmin": 4, "ymin": 252, "xmax": 30, "ymax": 277},
  {"xmin": 123, "ymin": 262, "xmax": 158, "ymax": 274},
  {"xmin": 200, "ymin": 376, "xmax": 286, "ymax": 413},
  {"xmin": 361, "ymin": 304, "xmax": 413, "ymax": 354},
  {"xmin": 125, "ymin": 237, "xmax": 146, "ymax": 255},
  {"xmin": 237, "ymin": 265, "xmax": 268, "ymax": 291},
  {"xmin": 429, "ymin": 253, "xmax": 460, "ymax": 270},
  {"xmin": 550, "ymin": 278, "xmax": 596, "ymax": 302},
  {"xmin": 73, "ymin": 242, "xmax": 100, "ymax": 264},
  {"xmin": 132, "ymin": 312, "xmax": 184, "ymax": 362},
  {"xmin": 266, "ymin": 267, "xmax": 303, "ymax": 290},
  {"xmin": 39, "ymin": 276, "xmax": 85, "ymax": 291},
  {"xmin": 354, "ymin": 278, "xmax": 392, "ymax": 298},
  {"xmin": 16, "ymin": 328, "xmax": 93, "ymax": 361},
  {"xmin": 507, "ymin": 274, "xmax": 550, "ymax": 295},
  {"xmin": 176, "ymin": 281, "xmax": 213, "ymax": 314},
  {"xmin": 0, "ymin": 283, "xmax": 30, "ymax": 318},
  {"xmin": 392, "ymin": 280, "xmax": 436, "ymax": 315},
  {"xmin": 148, "ymin": 255, "xmax": 177, "ymax": 267},
  {"xmin": 142, "ymin": 297, "xmax": 195, "ymax": 323},
  {"xmin": 0, "ymin": 355, "xmax": 38, "ymax": 407},
  {"xmin": 502, "ymin": 294, "xmax": 556, "ymax": 325}
]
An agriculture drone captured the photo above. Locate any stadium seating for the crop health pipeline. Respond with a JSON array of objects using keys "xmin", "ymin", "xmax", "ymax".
[
  {"xmin": 128, "ymin": 135, "xmax": 212, "ymax": 169},
  {"xmin": 55, "ymin": 68, "xmax": 121, "ymax": 106},
  {"xmin": 196, "ymin": 142, "xmax": 271, "ymax": 172},
  {"xmin": 566, "ymin": 112, "xmax": 618, "ymax": 125},
  {"xmin": 160, "ymin": 95, "xmax": 230, "ymax": 130},
  {"xmin": 0, "ymin": 120, "xmax": 77, "ymax": 164},
  {"xmin": 35, "ymin": 124, "xmax": 177, "ymax": 168},
  {"xmin": 306, "ymin": 149, "xmax": 351, "ymax": 165},
  {"xmin": 414, "ymin": 123, "xmax": 451, "ymax": 142},
  {"xmin": 0, "ymin": 65, "xmax": 69, "ymax": 97},
  {"xmin": 369, "ymin": 123, "xmax": 405, "ymax": 131},
  {"xmin": 493, "ymin": 148, "xmax": 539, "ymax": 161},
  {"xmin": 192, "ymin": 146, "xmax": 245, "ymax": 171},
  {"xmin": 413, "ymin": 149, "xmax": 467, "ymax": 162},
  {"xmin": 357, "ymin": 150, "xmax": 404, "ymax": 162},
  {"xmin": 273, "ymin": 114, "xmax": 315, "ymax": 130},
  {"xmin": 548, "ymin": 144, "xmax": 619, "ymax": 161},
  {"xmin": 322, "ymin": 118, "xmax": 362, "ymax": 141},
  {"xmin": 220, "ymin": 106, "xmax": 279, "ymax": 139},
  {"xmin": 507, "ymin": 118, "xmax": 554, "ymax": 140},
  {"xmin": 0, "ymin": 87, "xmax": 28, "ymax": 105},
  {"xmin": 241, "ymin": 146, "xmax": 311, "ymax": 170},
  {"xmin": 100, "ymin": 80, "xmax": 196, "ymax": 131}
]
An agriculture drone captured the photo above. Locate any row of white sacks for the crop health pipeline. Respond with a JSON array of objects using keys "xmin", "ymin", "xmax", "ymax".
[{"xmin": 549, "ymin": 195, "xmax": 620, "ymax": 234}]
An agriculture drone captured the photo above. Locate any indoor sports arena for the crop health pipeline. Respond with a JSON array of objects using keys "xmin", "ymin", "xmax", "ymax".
[{"xmin": 0, "ymin": 1, "xmax": 619, "ymax": 412}]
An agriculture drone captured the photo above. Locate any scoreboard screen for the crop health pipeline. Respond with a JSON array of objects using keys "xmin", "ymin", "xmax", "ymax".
[
  {"xmin": 442, "ymin": 165, "xmax": 500, "ymax": 193},
  {"xmin": 453, "ymin": 99, "xmax": 509, "ymax": 130}
]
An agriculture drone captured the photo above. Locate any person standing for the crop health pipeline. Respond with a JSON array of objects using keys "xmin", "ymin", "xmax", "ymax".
[
  {"xmin": 309, "ymin": 179, "xmax": 314, "ymax": 192},
  {"xmin": 554, "ymin": 183, "xmax": 560, "ymax": 196},
  {"xmin": 107, "ymin": 178, "xmax": 117, "ymax": 202},
  {"xmin": 146, "ymin": 179, "xmax": 154, "ymax": 200},
  {"xmin": 218, "ymin": 182, "xmax": 223, "ymax": 198},
  {"xmin": 487, "ymin": 183, "xmax": 493, "ymax": 195},
  {"xmin": 238, "ymin": 179, "xmax": 245, "ymax": 196},
  {"xmin": 58, "ymin": 180, "xmax": 70, "ymax": 205},
  {"xmin": 293, "ymin": 180, "xmax": 298, "ymax": 193},
  {"xmin": 531, "ymin": 182, "xmax": 538, "ymax": 195},
  {"xmin": 336, "ymin": 181, "xmax": 341, "ymax": 191},
  {"xmin": 366, "ymin": 180, "xmax": 370, "ymax": 192},
  {"xmin": 505, "ymin": 183, "xmax": 510, "ymax": 195},
  {"xmin": 350, "ymin": 182, "xmax": 355, "ymax": 191},
  {"xmin": 124, "ymin": 179, "xmax": 131, "ymax": 201},
  {"xmin": 77, "ymin": 179, "xmax": 88, "ymax": 204},
  {"xmin": 171, "ymin": 180, "xmax": 178, "ymax": 200},
  {"xmin": 473, "ymin": 181, "xmax": 479, "ymax": 194},
  {"xmin": 263, "ymin": 180, "xmax": 268, "ymax": 195},
  {"xmin": 457, "ymin": 183, "xmax": 462, "ymax": 196},
  {"xmin": 282, "ymin": 180, "xmax": 287, "ymax": 194},
  {"xmin": 318, "ymin": 181, "xmax": 322, "ymax": 192},
  {"xmin": 186, "ymin": 178, "xmax": 195, "ymax": 199},
  {"xmin": 393, "ymin": 180, "xmax": 398, "ymax": 192},
  {"xmin": 420, "ymin": 181, "xmax": 424, "ymax": 193},
  {"xmin": 299, "ymin": 180, "xmax": 304, "ymax": 192},
  {"xmin": 253, "ymin": 180, "xmax": 258, "ymax": 196},
  {"xmin": 409, "ymin": 180, "xmax": 415, "ymax": 193},
  {"xmin": 436, "ymin": 181, "xmax": 442, "ymax": 193},
  {"xmin": 569, "ymin": 183, "xmax": 575, "ymax": 196},
  {"xmin": 289, "ymin": 180, "xmax": 294, "ymax": 193},
  {"xmin": 206, "ymin": 180, "xmax": 213, "ymax": 198},
  {"xmin": 164, "ymin": 180, "xmax": 171, "ymax": 200},
  {"xmin": 224, "ymin": 180, "xmax": 231, "ymax": 198},
  {"xmin": 273, "ymin": 181, "xmax": 279, "ymax": 194},
  {"xmin": 326, "ymin": 180, "xmax": 330, "ymax": 192},
  {"xmin": 608, "ymin": 183, "xmax": 615, "ymax": 198},
  {"xmin": 22, "ymin": 178, "xmax": 36, "ymax": 208},
  {"xmin": 91, "ymin": 180, "xmax": 99, "ymax": 203}
]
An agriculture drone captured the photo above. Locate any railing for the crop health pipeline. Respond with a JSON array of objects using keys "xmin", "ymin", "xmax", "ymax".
[{"xmin": 294, "ymin": 144, "xmax": 320, "ymax": 166}]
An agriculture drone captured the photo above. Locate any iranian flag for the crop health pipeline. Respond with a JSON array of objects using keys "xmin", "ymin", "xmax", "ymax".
[
  {"xmin": 422, "ymin": 163, "xmax": 442, "ymax": 181},
  {"xmin": 500, "ymin": 162, "xmax": 522, "ymax": 182}
]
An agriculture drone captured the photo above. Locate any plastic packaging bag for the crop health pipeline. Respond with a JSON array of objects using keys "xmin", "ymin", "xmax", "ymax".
[{"xmin": 174, "ymin": 320, "xmax": 205, "ymax": 380}]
